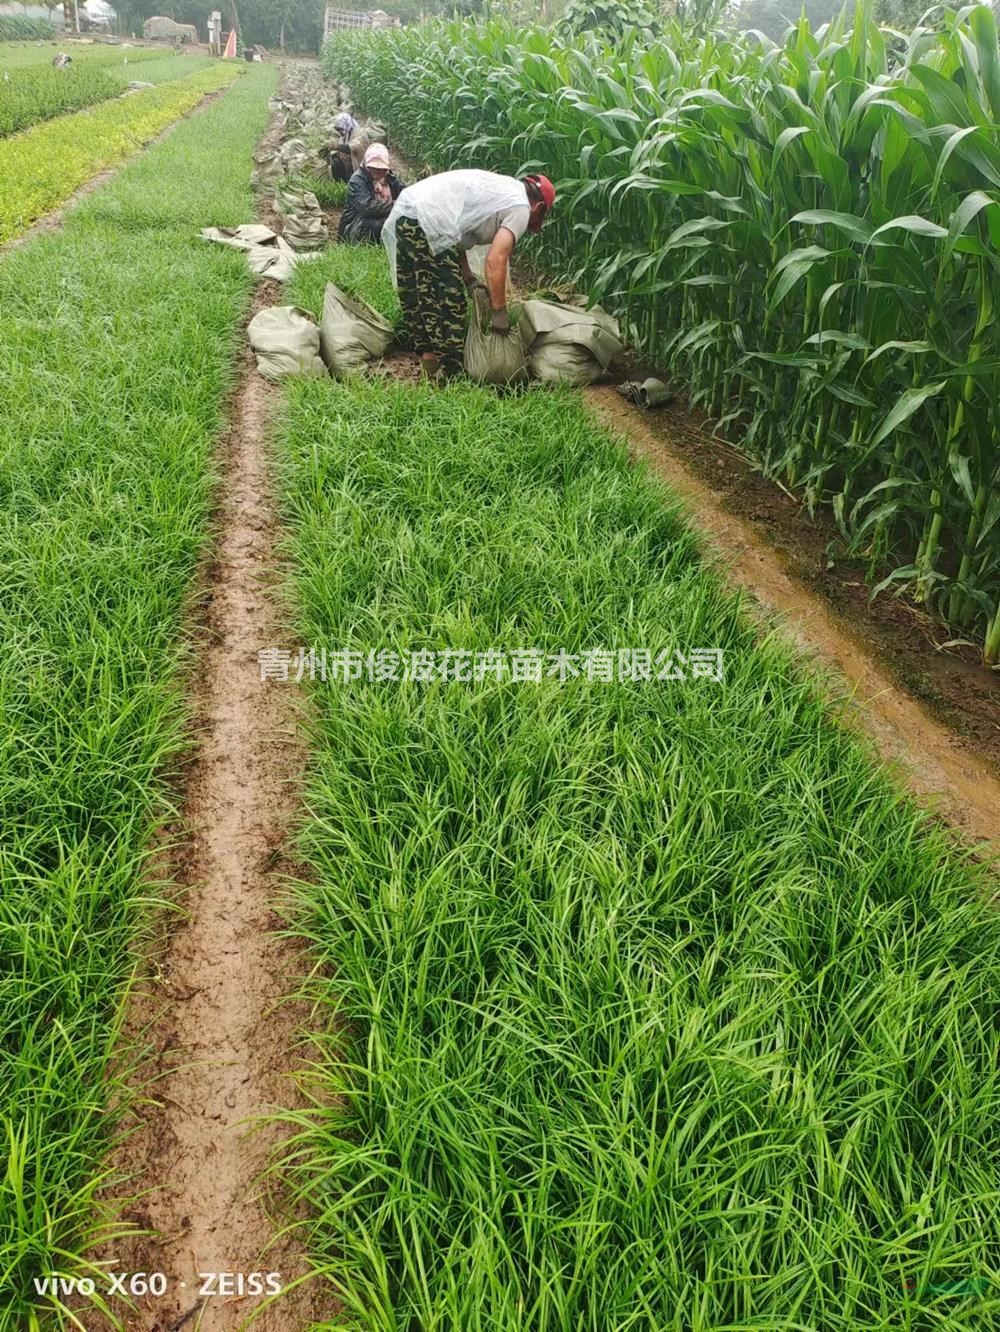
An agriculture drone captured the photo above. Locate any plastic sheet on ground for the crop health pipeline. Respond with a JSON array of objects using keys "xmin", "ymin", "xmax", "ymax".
[
  {"xmin": 247, "ymin": 306, "xmax": 326, "ymax": 381},
  {"xmin": 320, "ymin": 282, "xmax": 395, "ymax": 377},
  {"xmin": 519, "ymin": 298, "xmax": 623, "ymax": 386},
  {"xmin": 200, "ymin": 224, "xmax": 318, "ymax": 282}
]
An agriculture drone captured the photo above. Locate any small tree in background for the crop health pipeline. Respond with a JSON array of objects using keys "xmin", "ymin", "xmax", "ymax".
[{"xmin": 558, "ymin": 0, "xmax": 661, "ymax": 38}]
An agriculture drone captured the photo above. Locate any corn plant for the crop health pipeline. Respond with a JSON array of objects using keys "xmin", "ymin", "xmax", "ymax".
[{"xmin": 324, "ymin": 4, "xmax": 1000, "ymax": 662}]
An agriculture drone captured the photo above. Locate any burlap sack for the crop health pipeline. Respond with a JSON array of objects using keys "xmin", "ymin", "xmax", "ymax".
[
  {"xmin": 319, "ymin": 282, "xmax": 395, "ymax": 376},
  {"xmin": 464, "ymin": 289, "xmax": 528, "ymax": 386},
  {"xmin": 518, "ymin": 299, "xmax": 622, "ymax": 386},
  {"xmin": 247, "ymin": 306, "xmax": 326, "ymax": 381}
]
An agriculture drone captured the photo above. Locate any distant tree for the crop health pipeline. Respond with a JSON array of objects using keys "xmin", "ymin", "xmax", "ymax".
[
  {"xmin": 669, "ymin": 0, "xmax": 731, "ymax": 33},
  {"xmin": 871, "ymin": 0, "xmax": 931, "ymax": 27},
  {"xmin": 111, "ymin": 0, "xmax": 323, "ymax": 50},
  {"xmin": 731, "ymin": 0, "xmax": 852, "ymax": 40},
  {"xmin": 558, "ymin": 0, "xmax": 661, "ymax": 38}
]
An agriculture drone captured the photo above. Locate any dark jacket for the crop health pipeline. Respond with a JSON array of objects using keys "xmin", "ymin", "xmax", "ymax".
[
  {"xmin": 329, "ymin": 145, "xmax": 353, "ymax": 183},
  {"xmin": 339, "ymin": 166, "xmax": 406, "ymax": 244}
]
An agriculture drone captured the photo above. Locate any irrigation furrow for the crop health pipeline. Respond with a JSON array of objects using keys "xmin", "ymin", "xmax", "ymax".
[{"xmin": 86, "ymin": 94, "xmax": 333, "ymax": 1332}]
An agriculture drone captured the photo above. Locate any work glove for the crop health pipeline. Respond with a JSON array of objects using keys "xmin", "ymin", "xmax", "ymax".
[
  {"xmin": 463, "ymin": 272, "xmax": 486, "ymax": 292},
  {"xmin": 490, "ymin": 307, "xmax": 511, "ymax": 336}
]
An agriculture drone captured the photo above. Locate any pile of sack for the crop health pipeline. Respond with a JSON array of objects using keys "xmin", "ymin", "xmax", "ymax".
[
  {"xmin": 200, "ymin": 222, "xmax": 317, "ymax": 282},
  {"xmin": 346, "ymin": 119, "xmax": 387, "ymax": 171},
  {"xmin": 251, "ymin": 137, "xmax": 329, "ymax": 194},
  {"xmin": 464, "ymin": 291, "xmax": 623, "ymax": 388},
  {"xmin": 247, "ymin": 284, "xmax": 394, "ymax": 382},
  {"xmin": 247, "ymin": 284, "xmax": 623, "ymax": 389},
  {"xmin": 274, "ymin": 185, "xmax": 328, "ymax": 252}
]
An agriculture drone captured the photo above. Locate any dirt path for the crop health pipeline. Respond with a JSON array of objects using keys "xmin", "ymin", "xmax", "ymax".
[
  {"xmin": 84, "ymin": 107, "xmax": 334, "ymax": 1332},
  {"xmin": 588, "ymin": 389, "xmax": 1000, "ymax": 858}
]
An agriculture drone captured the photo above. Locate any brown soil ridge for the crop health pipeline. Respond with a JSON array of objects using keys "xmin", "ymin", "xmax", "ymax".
[
  {"xmin": 82, "ymin": 107, "xmax": 334, "ymax": 1331},
  {"xmin": 588, "ymin": 388, "xmax": 1000, "ymax": 857}
]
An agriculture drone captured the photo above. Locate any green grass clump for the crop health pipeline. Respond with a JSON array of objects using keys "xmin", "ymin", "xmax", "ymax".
[
  {"xmin": 0, "ymin": 63, "xmax": 277, "ymax": 1332},
  {"xmin": 290, "ymin": 171, "xmax": 348, "ymax": 208},
  {"xmin": 286, "ymin": 238, "xmax": 401, "ymax": 327},
  {"xmin": 277, "ymin": 374, "xmax": 1000, "ymax": 1329},
  {"xmin": 0, "ymin": 61, "xmax": 243, "ymax": 243}
]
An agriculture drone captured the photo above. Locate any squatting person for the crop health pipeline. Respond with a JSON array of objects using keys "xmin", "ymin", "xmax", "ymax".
[
  {"xmin": 329, "ymin": 141, "xmax": 354, "ymax": 184},
  {"xmin": 339, "ymin": 143, "xmax": 406, "ymax": 245},
  {"xmin": 381, "ymin": 168, "xmax": 556, "ymax": 379}
]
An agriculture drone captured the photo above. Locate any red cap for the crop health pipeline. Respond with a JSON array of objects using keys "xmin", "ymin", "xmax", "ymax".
[{"xmin": 525, "ymin": 173, "xmax": 556, "ymax": 230}]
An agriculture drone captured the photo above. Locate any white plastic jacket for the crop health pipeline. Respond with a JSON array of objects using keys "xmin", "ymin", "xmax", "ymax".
[{"xmin": 382, "ymin": 169, "xmax": 530, "ymax": 287}]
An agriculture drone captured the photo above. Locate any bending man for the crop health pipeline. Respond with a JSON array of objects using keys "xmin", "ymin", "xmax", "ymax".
[{"xmin": 382, "ymin": 168, "xmax": 556, "ymax": 379}]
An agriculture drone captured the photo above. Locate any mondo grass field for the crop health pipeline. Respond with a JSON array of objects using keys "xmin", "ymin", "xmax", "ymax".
[
  {"xmin": 0, "ymin": 40, "xmax": 169, "ymax": 69},
  {"xmin": 0, "ymin": 60, "xmax": 243, "ymax": 244},
  {"xmin": 274, "ymin": 358, "xmax": 1000, "ymax": 1327},
  {"xmin": 0, "ymin": 50, "xmax": 208, "ymax": 138},
  {"xmin": 0, "ymin": 63, "xmax": 276, "ymax": 1331}
]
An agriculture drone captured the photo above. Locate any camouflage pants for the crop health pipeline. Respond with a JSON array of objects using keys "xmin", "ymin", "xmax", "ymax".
[{"xmin": 395, "ymin": 215, "xmax": 467, "ymax": 374}]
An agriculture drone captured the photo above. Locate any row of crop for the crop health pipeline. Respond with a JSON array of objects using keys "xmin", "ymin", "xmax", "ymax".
[
  {"xmin": 0, "ymin": 16, "xmax": 54, "ymax": 40},
  {"xmin": 276, "ymin": 242, "xmax": 1000, "ymax": 1328},
  {"xmin": 0, "ymin": 52, "xmax": 213, "ymax": 138},
  {"xmin": 0, "ymin": 61, "xmax": 241, "ymax": 243},
  {"xmin": 324, "ymin": 5, "xmax": 1000, "ymax": 662},
  {"xmin": 1, "ymin": 64, "xmax": 124, "ymax": 137},
  {"xmin": 0, "ymin": 41, "xmax": 168, "ymax": 69},
  {"xmin": 0, "ymin": 63, "xmax": 278, "ymax": 1332}
]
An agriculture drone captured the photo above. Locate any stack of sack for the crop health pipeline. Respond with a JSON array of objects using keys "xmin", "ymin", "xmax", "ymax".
[
  {"xmin": 348, "ymin": 119, "xmax": 388, "ymax": 171},
  {"xmin": 463, "ymin": 294, "xmax": 623, "ymax": 388},
  {"xmin": 517, "ymin": 298, "xmax": 622, "ymax": 386},
  {"xmin": 248, "ymin": 284, "xmax": 394, "ymax": 382},
  {"xmin": 247, "ymin": 287, "xmax": 622, "ymax": 390},
  {"xmin": 252, "ymin": 138, "xmax": 329, "ymax": 195},
  {"xmin": 275, "ymin": 186, "xmax": 328, "ymax": 252},
  {"xmin": 200, "ymin": 223, "xmax": 316, "ymax": 283}
]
